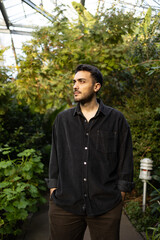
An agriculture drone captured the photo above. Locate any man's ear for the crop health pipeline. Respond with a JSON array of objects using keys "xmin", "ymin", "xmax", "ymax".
[{"xmin": 94, "ymin": 82, "xmax": 101, "ymax": 93}]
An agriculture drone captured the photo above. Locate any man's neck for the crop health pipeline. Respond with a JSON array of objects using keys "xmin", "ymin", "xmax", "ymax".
[{"xmin": 80, "ymin": 97, "xmax": 99, "ymax": 122}]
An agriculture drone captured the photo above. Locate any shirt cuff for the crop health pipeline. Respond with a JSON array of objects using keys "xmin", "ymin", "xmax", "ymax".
[
  {"xmin": 117, "ymin": 180, "xmax": 135, "ymax": 192},
  {"xmin": 45, "ymin": 178, "xmax": 58, "ymax": 189}
]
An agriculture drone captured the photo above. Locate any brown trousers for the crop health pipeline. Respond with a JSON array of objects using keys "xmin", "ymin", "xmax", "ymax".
[{"xmin": 48, "ymin": 200, "xmax": 122, "ymax": 240}]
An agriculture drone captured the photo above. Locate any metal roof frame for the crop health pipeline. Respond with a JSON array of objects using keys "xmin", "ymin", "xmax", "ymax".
[
  {"xmin": 0, "ymin": 0, "xmax": 159, "ymax": 65},
  {"xmin": 22, "ymin": 0, "xmax": 53, "ymax": 22},
  {"xmin": 0, "ymin": 0, "xmax": 54, "ymax": 64}
]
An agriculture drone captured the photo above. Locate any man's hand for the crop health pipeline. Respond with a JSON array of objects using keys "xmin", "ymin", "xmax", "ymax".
[
  {"xmin": 121, "ymin": 192, "xmax": 126, "ymax": 201},
  {"xmin": 50, "ymin": 188, "xmax": 57, "ymax": 197}
]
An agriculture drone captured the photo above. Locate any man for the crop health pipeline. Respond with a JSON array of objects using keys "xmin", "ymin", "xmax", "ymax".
[{"xmin": 46, "ymin": 64, "xmax": 134, "ymax": 240}]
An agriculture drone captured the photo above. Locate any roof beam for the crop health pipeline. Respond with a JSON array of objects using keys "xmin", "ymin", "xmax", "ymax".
[
  {"xmin": 0, "ymin": 28, "xmax": 32, "ymax": 35},
  {"xmin": 0, "ymin": 0, "xmax": 11, "ymax": 29},
  {"xmin": 0, "ymin": 1, "xmax": 18, "ymax": 64},
  {"xmin": 11, "ymin": 29, "xmax": 32, "ymax": 35},
  {"xmin": 22, "ymin": 0, "xmax": 53, "ymax": 22}
]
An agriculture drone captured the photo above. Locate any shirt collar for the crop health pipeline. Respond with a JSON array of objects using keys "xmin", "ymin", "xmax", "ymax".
[{"xmin": 73, "ymin": 99, "xmax": 106, "ymax": 117}]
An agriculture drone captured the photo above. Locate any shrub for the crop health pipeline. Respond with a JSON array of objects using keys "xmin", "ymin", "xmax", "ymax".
[
  {"xmin": 0, "ymin": 147, "xmax": 46, "ymax": 239},
  {"xmin": 125, "ymin": 201, "xmax": 157, "ymax": 233}
]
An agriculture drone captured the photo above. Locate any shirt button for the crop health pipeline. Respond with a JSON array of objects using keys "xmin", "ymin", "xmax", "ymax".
[
  {"xmin": 85, "ymin": 147, "xmax": 88, "ymax": 150},
  {"xmin": 84, "ymin": 178, "xmax": 87, "ymax": 182},
  {"xmin": 86, "ymin": 132, "xmax": 89, "ymax": 136},
  {"xmin": 84, "ymin": 162, "xmax": 87, "ymax": 165},
  {"xmin": 84, "ymin": 194, "xmax": 87, "ymax": 197},
  {"xmin": 84, "ymin": 120, "xmax": 87, "ymax": 123},
  {"xmin": 82, "ymin": 204, "xmax": 86, "ymax": 211}
]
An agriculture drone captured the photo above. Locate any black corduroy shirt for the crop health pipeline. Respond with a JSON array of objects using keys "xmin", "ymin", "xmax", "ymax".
[{"xmin": 46, "ymin": 99, "xmax": 134, "ymax": 216}]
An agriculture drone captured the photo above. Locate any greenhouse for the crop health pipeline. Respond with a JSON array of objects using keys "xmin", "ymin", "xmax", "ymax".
[{"xmin": 0, "ymin": 0, "xmax": 160, "ymax": 239}]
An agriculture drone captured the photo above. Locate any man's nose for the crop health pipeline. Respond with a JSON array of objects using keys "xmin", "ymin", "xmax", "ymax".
[{"xmin": 73, "ymin": 81, "xmax": 79, "ymax": 89}]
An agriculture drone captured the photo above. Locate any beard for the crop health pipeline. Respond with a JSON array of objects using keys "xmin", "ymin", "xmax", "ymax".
[{"xmin": 74, "ymin": 91, "xmax": 95, "ymax": 105}]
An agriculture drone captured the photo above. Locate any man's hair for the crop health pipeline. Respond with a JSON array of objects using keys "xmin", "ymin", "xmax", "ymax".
[{"xmin": 75, "ymin": 64, "xmax": 103, "ymax": 87}]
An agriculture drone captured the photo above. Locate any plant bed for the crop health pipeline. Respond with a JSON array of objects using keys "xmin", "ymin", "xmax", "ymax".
[
  {"xmin": 124, "ymin": 192, "xmax": 160, "ymax": 239},
  {"xmin": 0, "ymin": 147, "xmax": 47, "ymax": 240}
]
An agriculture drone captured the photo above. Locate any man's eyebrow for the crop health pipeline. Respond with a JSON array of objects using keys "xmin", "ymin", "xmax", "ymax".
[{"xmin": 73, "ymin": 78, "xmax": 87, "ymax": 81}]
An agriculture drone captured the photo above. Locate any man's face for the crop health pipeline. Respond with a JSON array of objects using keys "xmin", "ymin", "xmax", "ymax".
[{"xmin": 73, "ymin": 71, "xmax": 99, "ymax": 104}]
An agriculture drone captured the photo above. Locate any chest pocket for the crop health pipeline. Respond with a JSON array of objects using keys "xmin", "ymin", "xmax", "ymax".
[{"xmin": 96, "ymin": 130, "xmax": 117, "ymax": 153}]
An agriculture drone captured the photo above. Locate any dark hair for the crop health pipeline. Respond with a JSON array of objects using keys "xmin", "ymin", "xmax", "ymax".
[{"xmin": 75, "ymin": 64, "xmax": 103, "ymax": 86}]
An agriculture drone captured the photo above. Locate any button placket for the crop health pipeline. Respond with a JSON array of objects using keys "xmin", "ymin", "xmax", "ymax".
[
  {"xmin": 83, "ymin": 123, "xmax": 90, "ymax": 211},
  {"xmin": 82, "ymin": 117, "xmax": 91, "ymax": 213}
]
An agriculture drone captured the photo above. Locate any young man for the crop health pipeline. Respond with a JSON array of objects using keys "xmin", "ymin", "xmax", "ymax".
[{"xmin": 46, "ymin": 64, "xmax": 134, "ymax": 240}]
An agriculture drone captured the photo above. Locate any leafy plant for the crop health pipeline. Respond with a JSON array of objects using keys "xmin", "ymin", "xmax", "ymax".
[
  {"xmin": 16, "ymin": 3, "xmax": 136, "ymax": 113},
  {"xmin": 146, "ymin": 224, "xmax": 160, "ymax": 240},
  {"xmin": 148, "ymin": 168, "xmax": 160, "ymax": 214},
  {"xmin": 0, "ymin": 147, "xmax": 46, "ymax": 239},
  {"xmin": 145, "ymin": 168, "xmax": 160, "ymax": 239},
  {"xmin": 125, "ymin": 201, "xmax": 157, "ymax": 233},
  {"xmin": 125, "ymin": 167, "xmax": 160, "ymax": 238}
]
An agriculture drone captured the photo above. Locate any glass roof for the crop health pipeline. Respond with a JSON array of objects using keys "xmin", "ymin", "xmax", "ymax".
[
  {"xmin": 0, "ymin": 0, "xmax": 159, "ymax": 67},
  {"xmin": 0, "ymin": 0, "xmax": 58, "ymax": 66}
]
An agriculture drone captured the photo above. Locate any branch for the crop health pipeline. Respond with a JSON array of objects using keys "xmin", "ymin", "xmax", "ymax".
[
  {"xmin": 128, "ymin": 59, "xmax": 160, "ymax": 68},
  {"xmin": 72, "ymin": 35, "xmax": 84, "ymax": 42}
]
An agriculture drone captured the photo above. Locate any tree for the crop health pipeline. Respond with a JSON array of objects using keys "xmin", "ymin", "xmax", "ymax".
[
  {"xmin": 120, "ymin": 8, "xmax": 160, "ymax": 185},
  {"xmin": 15, "ymin": 3, "xmax": 135, "ymax": 113}
]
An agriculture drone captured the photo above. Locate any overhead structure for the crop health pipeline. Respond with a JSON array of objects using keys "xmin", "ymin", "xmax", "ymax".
[
  {"xmin": 0, "ymin": 0, "xmax": 18, "ymax": 64},
  {"xmin": 21, "ymin": 0, "xmax": 53, "ymax": 22},
  {"xmin": 0, "ymin": 0, "xmax": 55, "ymax": 65},
  {"xmin": 0, "ymin": 0, "xmax": 54, "ymax": 35},
  {"xmin": 0, "ymin": 1, "xmax": 10, "ymax": 29},
  {"xmin": 0, "ymin": 0, "xmax": 159, "ymax": 66},
  {"xmin": 1, "ymin": 0, "xmax": 159, "ymax": 36}
]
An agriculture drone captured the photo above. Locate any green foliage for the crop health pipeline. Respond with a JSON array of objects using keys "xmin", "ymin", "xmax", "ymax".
[
  {"xmin": 0, "ymin": 101, "xmax": 46, "ymax": 158},
  {"xmin": 146, "ymin": 224, "xmax": 160, "ymax": 240},
  {"xmin": 0, "ymin": 147, "xmax": 46, "ymax": 239},
  {"xmin": 125, "ymin": 167, "xmax": 160, "ymax": 237},
  {"xmin": 0, "ymin": 61, "xmax": 14, "ymax": 115},
  {"xmin": 15, "ymin": 4, "xmax": 136, "ymax": 113},
  {"xmin": 125, "ymin": 201, "xmax": 157, "ymax": 233},
  {"xmin": 149, "ymin": 168, "xmax": 160, "ymax": 214},
  {"xmin": 0, "ymin": 98, "xmax": 68, "ymax": 166},
  {"xmin": 119, "ymin": 8, "xmax": 160, "ymax": 196},
  {"xmin": 145, "ymin": 168, "xmax": 160, "ymax": 240}
]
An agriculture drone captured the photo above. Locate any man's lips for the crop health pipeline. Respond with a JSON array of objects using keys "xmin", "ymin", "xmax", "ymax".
[{"xmin": 74, "ymin": 91, "xmax": 81, "ymax": 95}]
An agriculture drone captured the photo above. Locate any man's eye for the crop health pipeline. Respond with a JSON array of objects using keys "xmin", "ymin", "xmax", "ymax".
[{"xmin": 80, "ymin": 79, "xmax": 85, "ymax": 83}]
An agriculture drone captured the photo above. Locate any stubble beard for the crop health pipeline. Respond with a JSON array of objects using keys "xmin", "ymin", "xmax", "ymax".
[{"xmin": 74, "ymin": 91, "xmax": 95, "ymax": 105}]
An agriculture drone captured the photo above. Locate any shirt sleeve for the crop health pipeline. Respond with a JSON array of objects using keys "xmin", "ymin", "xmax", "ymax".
[
  {"xmin": 45, "ymin": 117, "xmax": 59, "ymax": 189},
  {"xmin": 117, "ymin": 116, "xmax": 135, "ymax": 192}
]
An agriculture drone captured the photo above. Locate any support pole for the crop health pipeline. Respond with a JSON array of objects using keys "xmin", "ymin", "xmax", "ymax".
[
  {"xmin": 0, "ymin": 0, "xmax": 18, "ymax": 65},
  {"xmin": 142, "ymin": 180, "xmax": 147, "ymax": 212},
  {"xmin": 81, "ymin": 0, "xmax": 85, "ymax": 6}
]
